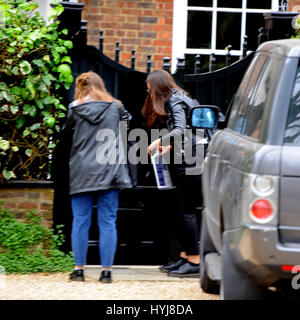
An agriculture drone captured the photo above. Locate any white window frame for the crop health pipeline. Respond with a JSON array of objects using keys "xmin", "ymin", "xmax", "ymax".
[
  {"xmin": 36, "ymin": 0, "xmax": 78, "ymax": 20},
  {"xmin": 172, "ymin": 0, "xmax": 279, "ymax": 72}
]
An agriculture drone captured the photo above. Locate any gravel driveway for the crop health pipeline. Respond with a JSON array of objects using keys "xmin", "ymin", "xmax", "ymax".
[{"xmin": 0, "ymin": 273, "xmax": 219, "ymax": 300}]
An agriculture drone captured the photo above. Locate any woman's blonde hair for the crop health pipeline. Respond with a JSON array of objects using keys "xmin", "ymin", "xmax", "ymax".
[{"xmin": 74, "ymin": 71, "xmax": 114, "ymax": 102}]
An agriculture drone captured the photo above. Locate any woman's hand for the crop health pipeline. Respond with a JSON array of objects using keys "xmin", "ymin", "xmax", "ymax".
[
  {"xmin": 158, "ymin": 145, "xmax": 172, "ymax": 156},
  {"xmin": 147, "ymin": 139, "xmax": 172, "ymax": 156},
  {"xmin": 147, "ymin": 138, "xmax": 161, "ymax": 155}
]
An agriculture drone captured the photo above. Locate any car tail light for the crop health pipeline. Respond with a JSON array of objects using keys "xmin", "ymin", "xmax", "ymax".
[
  {"xmin": 281, "ymin": 265, "xmax": 300, "ymax": 272},
  {"xmin": 250, "ymin": 199, "xmax": 274, "ymax": 223}
]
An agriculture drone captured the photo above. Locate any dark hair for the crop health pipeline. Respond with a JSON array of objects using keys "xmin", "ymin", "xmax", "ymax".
[
  {"xmin": 141, "ymin": 69, "xmax": 184, "ymax": 127},
  {"xmin": 74, "ymin": 71, "xmax": 114, "ymax": 103}
]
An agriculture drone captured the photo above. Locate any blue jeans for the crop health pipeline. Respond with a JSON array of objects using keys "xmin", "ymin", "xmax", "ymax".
[{"xmin": 71, "ymin": 189, "xmax": 119, "ymax": 267}]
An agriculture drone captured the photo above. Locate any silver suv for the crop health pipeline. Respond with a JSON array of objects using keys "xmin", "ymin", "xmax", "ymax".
[{"xmin": 191, "ymin": 39, "xmax": 300, "ymax": 300}]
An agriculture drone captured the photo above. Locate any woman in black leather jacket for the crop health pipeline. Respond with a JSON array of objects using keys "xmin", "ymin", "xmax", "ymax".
[{"xmin": 142, "ymin": 69, "xmax": 202, "ymax": 277}]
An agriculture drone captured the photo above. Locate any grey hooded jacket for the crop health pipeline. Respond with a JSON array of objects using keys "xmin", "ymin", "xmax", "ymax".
[{"xmin": 65, "ymin": 100, "xmax": 133, "ymax": 195}]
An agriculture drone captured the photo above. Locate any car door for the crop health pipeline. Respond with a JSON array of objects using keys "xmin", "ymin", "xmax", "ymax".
[
  {"xmin": 280, "ymin": 62, "xmax": 300, "ymax": 243},
  {"xmin": 203, "ymin": 53, "xmax": 268, "ymax": 252}
]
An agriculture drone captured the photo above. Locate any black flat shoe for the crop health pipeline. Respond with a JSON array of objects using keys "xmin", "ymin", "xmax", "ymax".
[
  {"xmin": 99, "ymin": 270, "xmax": 112, "ymax": 283},
  {"xmin": 168, "ymin": 262, "xmax": 200, "ymax": 278},
  {"xmin": 159, "ymin": 258, "xmax": 187, "ymax": 273},
  {"xmin": 69, "ymin": 269, "xmax": 85, "ymax": 282}
]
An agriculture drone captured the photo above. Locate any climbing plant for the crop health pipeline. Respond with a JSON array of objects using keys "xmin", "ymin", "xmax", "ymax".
[{"xmin": 0, "ymin": 0, "xmax": 73, "ymax": 181}]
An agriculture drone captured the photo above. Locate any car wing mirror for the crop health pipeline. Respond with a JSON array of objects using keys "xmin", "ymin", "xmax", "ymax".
[{"xmin": 190, "ymin": 105, "xmax": 220, "ymax": 129}]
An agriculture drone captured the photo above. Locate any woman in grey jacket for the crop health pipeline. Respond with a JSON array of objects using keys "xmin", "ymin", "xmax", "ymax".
[{"xmin": 66, "ymin": 71, "xmax": 132, "ymax": 283}]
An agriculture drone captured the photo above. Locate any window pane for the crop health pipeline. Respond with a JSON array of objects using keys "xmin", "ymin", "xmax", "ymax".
[
  {"xmin": 187, "ymin": 11, "xmax": 212, "ymax": 49},
  {"xmin": 216, "ymin": 12, "xmax": 241, "ymax": 50},
  {"xmin": 247, "ymin": 0, "xmax": 271, "ymax": 9},
  {"xmin": 228, "ymin": 54, "xmax": 266, "ymax": 132},
  {"xmin": 284, "ymin": 65, "xmax": 300, "ymax": 145},
  {"xmin": 233, "ymin": 55, "xmax": 268, "ymax": 135},
  {"xmin": 188, "ymin": 0, "xmax": 212, "ymax": 7},
  {"xmin": 246, "ymin": 13, "xmax": 265, "ymax": 51},
  {"xmin": 218, "ymin": 0, "xmax": 242, "ymax": 8}
]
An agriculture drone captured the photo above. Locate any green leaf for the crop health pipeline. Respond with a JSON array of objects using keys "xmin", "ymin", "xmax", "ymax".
[
  {"xmin": 45, "ymin": 117, "xmax": 56, "ymax": 128},
  {"xmin": 2, "ymin": 169, "xmax": 16, "ymax": 180},
  {"xmin": 35, "ymin": 99, "xmax": 44, "ymax": 110},
  {"xmin": 12, "ymin": 146, "xmax": 19, "ymax": 152},
  {"xmin": 60, "ymin": 56, "xmax": 72, "ymax": 64},
  {"xmin": 19, "ymin": 61, "xmax": 32, "ymax": 75},
  {"xmin": 53, "ymin": 52, "xmax": 60, "ymax": 65},
  {"xmin": 23, "ymin": 129, "xmax": 30, "ymax": 137},
  {"xmin": 43, "ymin": 96, "xmax": 56, "ymax": 105},
  {"xmin": 23, "ymin": 105, "xmax": 37, "ymax": 117},
  {"xmin": 29, "ymin": 123, "xmax": 41, "ymax": 131},
  {"xmin": 64, "ymin": 40, "xmax": 73, "ymax": 49},
  {"xmin": 16, "ymin": 117, "xmax": 26, "ymax": 129},
  {"xmin": 10, "ymin": 106, "xmax": 19, "ymax": 114},
  {"xmin": 48, "ymin": 143, "xmax": 56, "ymax": 149},
  {"xmin": 32, "ymin": 59, "xmax": 44, "ymax": 68},
  {"xmin": 25, "ymin": 149, "xmax": 32, "ymax": 157},
  {"xmin": 0, "ymin": 138, "xmax": 10, "ymax": 151}
]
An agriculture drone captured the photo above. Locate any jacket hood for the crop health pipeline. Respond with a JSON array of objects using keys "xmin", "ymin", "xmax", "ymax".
[{"xmin": 71, "ymin": 100, "xmax": 113, "ymax": 125}]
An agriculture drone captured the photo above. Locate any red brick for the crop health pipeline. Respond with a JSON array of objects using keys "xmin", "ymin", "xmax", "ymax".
[{"xmin": 19, "ymin": 202, "xmax": 38, "ymax": 209}]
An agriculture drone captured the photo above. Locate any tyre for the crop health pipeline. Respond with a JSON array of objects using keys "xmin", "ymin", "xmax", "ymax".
[
  {"xmin": 200, "ymin": 213, "xmax": 219, "ymax": 294},
  {"xmin": 220, "ymin": 232, "xmax": 266, "ymax": 300}
]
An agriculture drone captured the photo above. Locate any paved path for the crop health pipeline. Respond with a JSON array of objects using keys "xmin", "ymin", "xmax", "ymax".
[{"xmin": 0, "ymin": 265, "xmax": 220, "ymax": 300}]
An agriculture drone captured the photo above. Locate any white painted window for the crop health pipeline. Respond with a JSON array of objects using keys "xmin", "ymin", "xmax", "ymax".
[{"xmin": 172, "ymin": 0, "xmax": 279, "ymax": 72}]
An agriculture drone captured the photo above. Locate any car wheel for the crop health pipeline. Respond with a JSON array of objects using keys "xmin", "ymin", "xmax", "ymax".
[
  {"xmin": 200, "ymin": 213, "xmax": 219, "ymax": 294},
  {"xmin": 220, "ymin": 233, "xmax": 266, "ymax": 300}
]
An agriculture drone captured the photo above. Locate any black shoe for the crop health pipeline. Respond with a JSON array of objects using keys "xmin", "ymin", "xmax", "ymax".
[
  {"xmin": 99, "ymin": 270, "xmax": 112, "ymax": 283},
  {"xmin": 168, "ymin": 262, "xmax": 200, "ymax": 278},
  {"xmin": 159, "ymin": 258, "xmax": 187, "ymax": 273},
  {"xmin": 69, "ymin": 269, "xmax": 84, "ymax": 282}
]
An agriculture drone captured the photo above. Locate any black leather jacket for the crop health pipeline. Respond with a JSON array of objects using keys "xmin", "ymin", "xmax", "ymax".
[{"xmin": 161, "ymin": 88, "xmax": 204, "ymax": 175}]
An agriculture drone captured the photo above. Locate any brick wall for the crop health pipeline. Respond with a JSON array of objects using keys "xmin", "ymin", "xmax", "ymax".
[
  {"xmin": 0, "ymin": 189, "xmax": 54, "ymax": 228},
  {"xmin": 81, "ymin": 0, "xmax": 173, "ymax": 71}
]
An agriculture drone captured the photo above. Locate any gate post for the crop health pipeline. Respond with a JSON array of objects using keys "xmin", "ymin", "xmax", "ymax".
[
  {"xmin": 173, "ymin": 57, "xmax": 185, "ymax": 88},
  {"xmin": 162, "ymin": 57, "xmax": 171, "ymax": 73},
  {"xmin": 57, "ymin": 2, "xmax": 85, "ymax": 48}
]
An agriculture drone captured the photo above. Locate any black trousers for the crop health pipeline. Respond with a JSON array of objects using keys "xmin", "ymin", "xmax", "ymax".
[{"xmin": 168, "ymin": 165, "xmax": 203, "ymax": 257}]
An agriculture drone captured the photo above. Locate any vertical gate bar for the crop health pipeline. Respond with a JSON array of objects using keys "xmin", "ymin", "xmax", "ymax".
[
  {"xmin": 209, "ymin": 53, "xmax": 216, "ymax": 72},
  {"xmin": 242, "ymin": 35, "xmax": 248, "ymax": 58},
  {"xmin": 257, "ymin": 27, "xmax": 267, "ymax": 47},
  {"xmin": 162, "ymin": 57, "xmax": 171, "ymax": 73},
  {"xmin": 115, "ymin": 41, "xmax": 120, "ymax": 63},
  {"xmin": 131, "ymin": 50, "xmax": 136, "ymax": 70},
  {"xmin": 146, "ymin": 54, "xmax": 151, "ymax": 74},
  {"xmin": 194, "ymin": 54, "xmax": 201, "ymax": 74},
  {"xmin": 226, "ymin": 45, "xmax": 232, "ymax": 67},
  {"xmin": 99, "ymin": 30, "xmax": 104, "ymax": 53}
]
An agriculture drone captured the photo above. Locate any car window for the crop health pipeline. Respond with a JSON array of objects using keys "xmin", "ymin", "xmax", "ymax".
[
  {"xmin": 283, "ymin": 64, "xmax": 300, "ymax": 145},
  {"xmin": 227, "ymin": 53, "xmax": 268, "ymax": 133},
  {"xmin": 243, "ymin": 55, "xmax": 282, "ymax": 140}
]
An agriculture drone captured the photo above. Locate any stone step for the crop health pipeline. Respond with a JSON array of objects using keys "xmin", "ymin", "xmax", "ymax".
[{"xmin": 85, "ymin": 265, "xmax": 199, "ymax": 281}]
